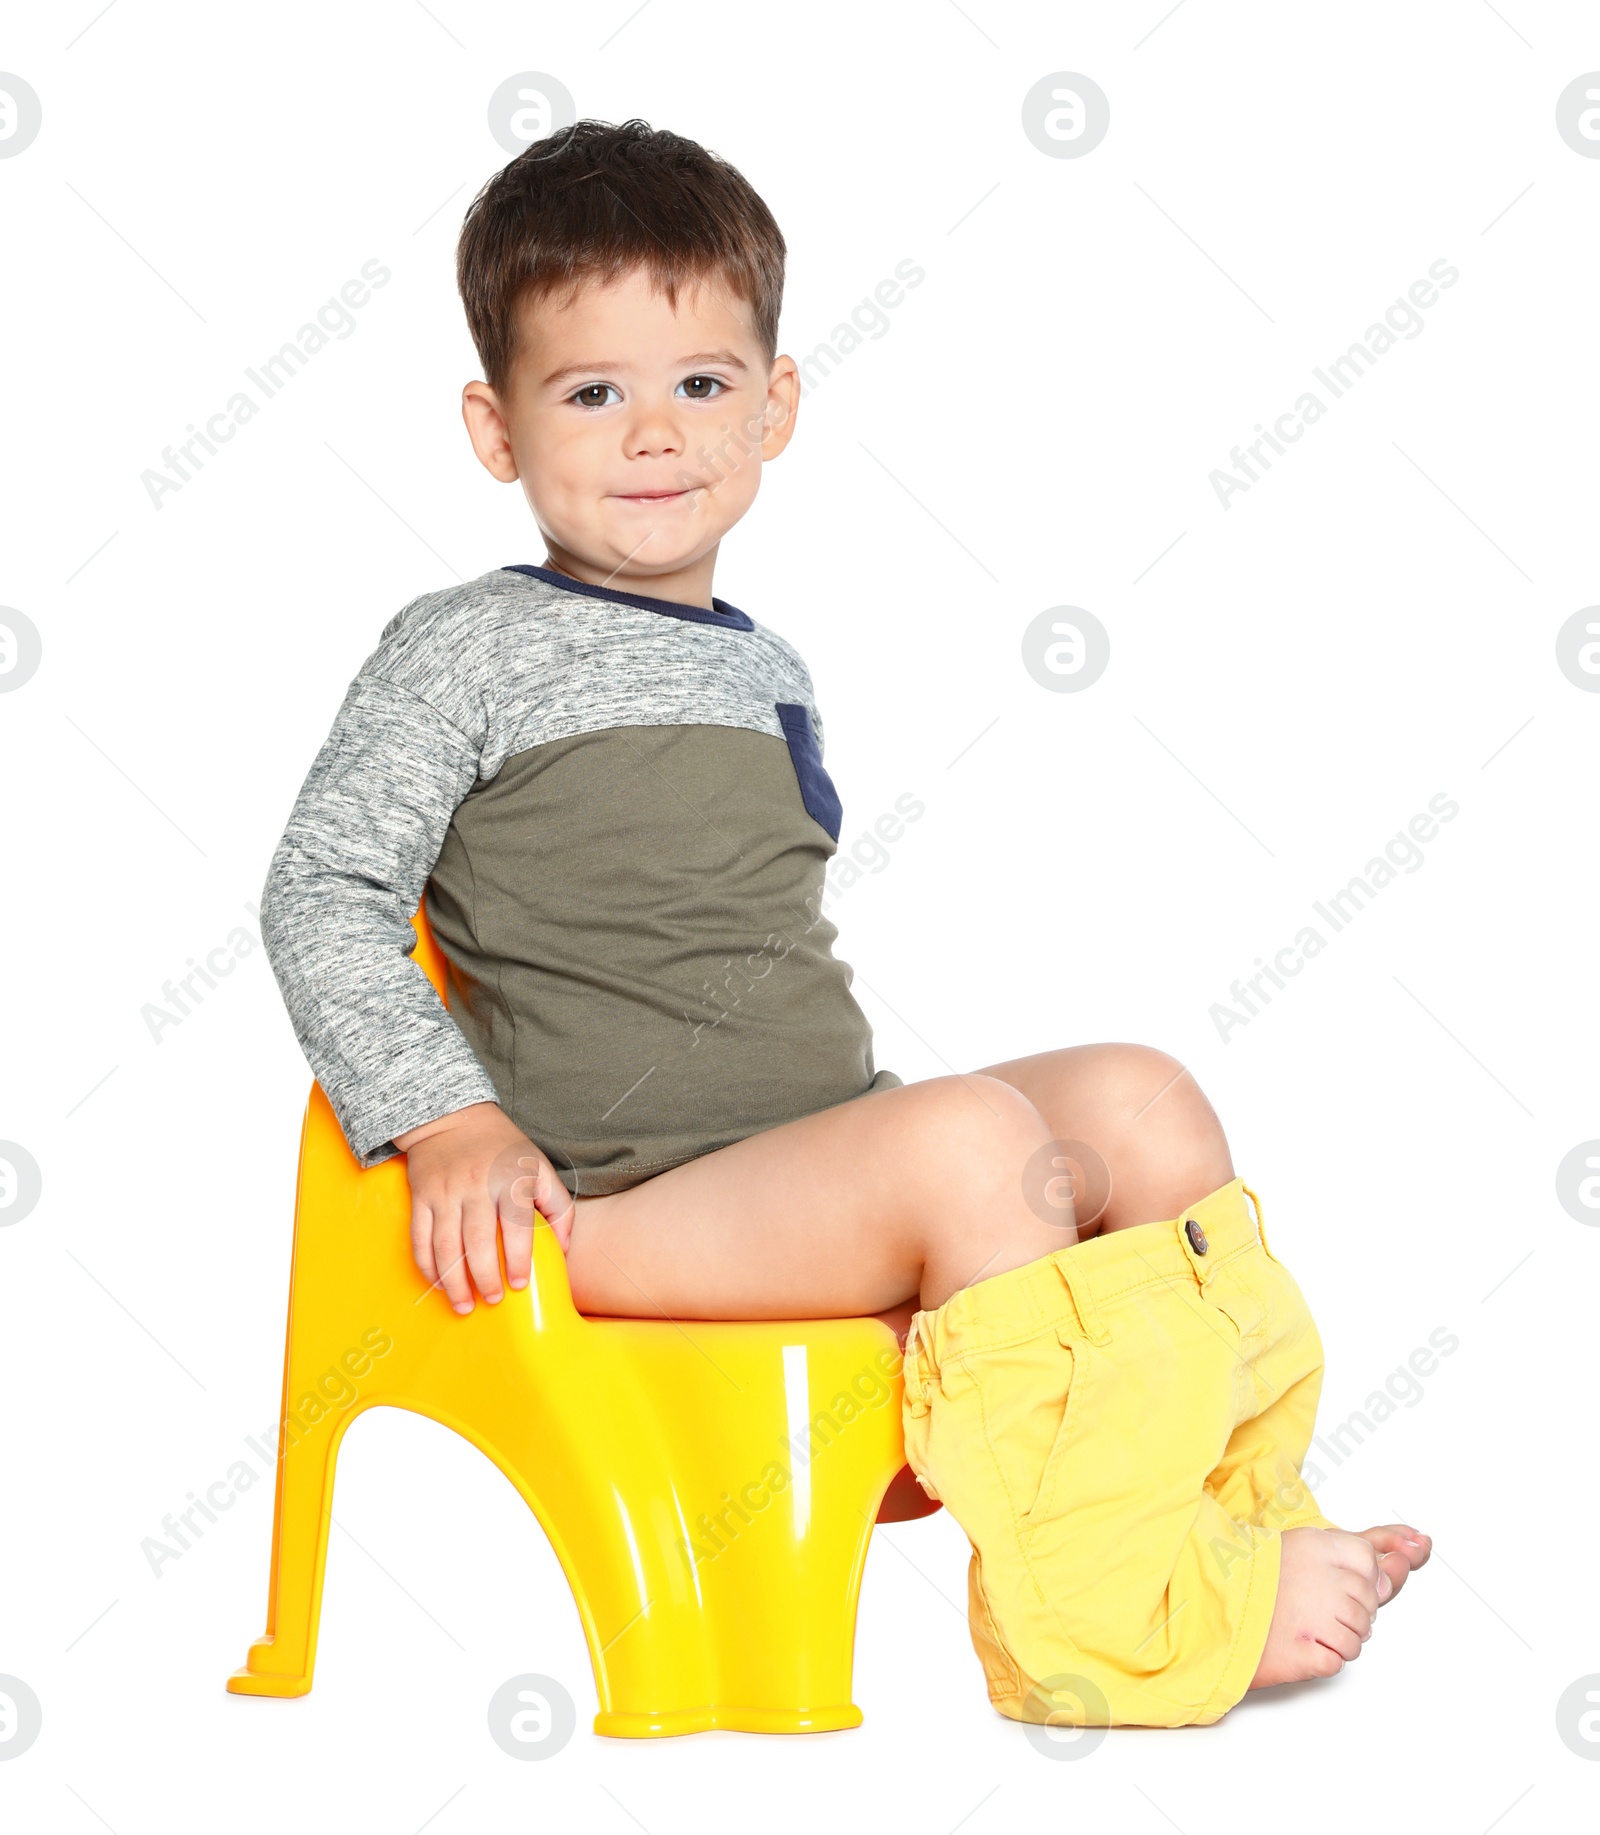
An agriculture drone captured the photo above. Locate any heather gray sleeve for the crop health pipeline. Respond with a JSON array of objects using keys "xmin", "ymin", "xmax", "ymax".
[{"xmin": 261, "ymin": 672, "xmax": 503, "ymax": 1169}]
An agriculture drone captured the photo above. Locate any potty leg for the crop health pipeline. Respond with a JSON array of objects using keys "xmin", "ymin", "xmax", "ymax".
[{"xmin": 227, "ymin": 1390, "xmax": 352, "ymax": 1697}]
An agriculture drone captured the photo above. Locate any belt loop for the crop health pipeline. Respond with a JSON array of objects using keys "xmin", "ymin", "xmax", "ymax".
[
  {"xmin": 1241, "ymin": 1182, "xmax": 1276, "ymax": 1262},
  {"xmin": 1056, "ymin": 1254, "xmax": 1111, "ymax": 1346},
  {"xmin": 902, "ymin": 1313, "xmax": 933, "ymax": 1414}
]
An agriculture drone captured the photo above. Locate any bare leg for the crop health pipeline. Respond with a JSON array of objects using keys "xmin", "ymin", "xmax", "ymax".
[
  {"xmin": 973, "ymin": 1042, "xmax": 1234, "ymax": 1236},
  {"xmin": 564, "ymin": 1071, "xmax": 1067, "ymax": 1322},
  {"xmin": 566, "ymin": 1042, "xmax": 1236, "ymax": 1327}
]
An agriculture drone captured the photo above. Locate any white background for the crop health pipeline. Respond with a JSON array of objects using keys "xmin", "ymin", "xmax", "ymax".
[{"xmin": 2, "ymin": 1, "xmax": 1597, "ymax": 1828}]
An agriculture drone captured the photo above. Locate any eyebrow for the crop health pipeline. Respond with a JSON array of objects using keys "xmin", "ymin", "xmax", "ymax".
[{"xmin": 540, "ymin": 348, "xmax": 750, "ymax": 389}]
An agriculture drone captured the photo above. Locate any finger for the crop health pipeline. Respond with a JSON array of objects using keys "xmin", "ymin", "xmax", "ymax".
[
  {"xmin": 461, "ymin": 1192, "xmax": 503, "ymax": 1303},
  {"xmin": 524, "ymin": 1154, "xmax": 575, "ymax": 1255},
  {"xmin": 500, "ymin": 1194, "xmax": 536, "ymax": 1292},
  {"xmin": 551, "ymin": 1200, "xmax": 576, "ymax": 1258},
  {"xmin": 410, "ymin": 1199, "xmax": 439, "ymax": 1286},
  {"xmin": 433, "ymin": 1207, "xmax": 476, "ymax": 1314},
  {"xmin": 543, "ymin": 1175, "xmax": 577, "ymax": 1256},
  {"xmin": 497, "ymin": 1154, "xmax": 543, "ymax": 1290}
]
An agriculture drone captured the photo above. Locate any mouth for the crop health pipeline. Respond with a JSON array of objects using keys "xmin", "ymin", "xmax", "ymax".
[{"xmin": 612, "ymin": 487, "xmax": 698, "ymax": 503}]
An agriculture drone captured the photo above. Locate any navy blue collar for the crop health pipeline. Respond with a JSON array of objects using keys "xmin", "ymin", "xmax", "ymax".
[{"xmin": 502, "ymin": 563, "xmax": 754, "ymax": 631}]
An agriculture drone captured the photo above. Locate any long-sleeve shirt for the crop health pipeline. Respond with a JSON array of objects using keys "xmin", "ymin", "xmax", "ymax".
[{"xmin": 260, "ymin": 562, "xmax": 899, "ymax": 1195}]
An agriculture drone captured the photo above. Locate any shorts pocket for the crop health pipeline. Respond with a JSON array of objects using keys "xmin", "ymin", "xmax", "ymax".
[
  {"xmin": 971, "ymin": 1330, "xmax": 1083, "ymax": 1529},
  {"xmin": 1021, "ymin": 1332, "xmax": 1084, "ymax": 1528},
  {"xmin": 774, "ymin": 701, "xmax": 843, "ymax": 841}
]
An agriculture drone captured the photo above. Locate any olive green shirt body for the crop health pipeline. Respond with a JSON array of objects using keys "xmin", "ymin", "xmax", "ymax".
[{"xmin": 262, "ymin": 563, "xmax": 899, "ymax": 1193}]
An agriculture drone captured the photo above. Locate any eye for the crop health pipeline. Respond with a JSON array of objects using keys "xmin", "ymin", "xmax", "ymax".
[
  {"xmin": 570, "ymin": 382, "xmax": 620, "ymax": 410},
  {"xmin": 677, "ymin": 374, "xmax": 728, "ymax": 400}
]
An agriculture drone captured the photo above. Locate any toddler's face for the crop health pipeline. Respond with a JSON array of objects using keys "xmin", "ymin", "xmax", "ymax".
[{"xmin": 463, "ymin": 265, "xmax": 797, "ymax": 598}]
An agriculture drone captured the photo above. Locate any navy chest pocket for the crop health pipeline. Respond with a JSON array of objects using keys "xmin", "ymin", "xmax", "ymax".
[{"xmin": 774, "ymin": 701, "xmax": 843, "ymax": 842}]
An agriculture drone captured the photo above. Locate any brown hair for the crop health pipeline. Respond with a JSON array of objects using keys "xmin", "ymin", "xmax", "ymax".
[{"xmin": 456, "ymin": 117, "xmax": 786, "ymax": 397}]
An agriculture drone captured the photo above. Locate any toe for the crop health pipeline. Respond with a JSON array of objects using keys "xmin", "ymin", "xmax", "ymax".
[
  {"xmin": 1361, "ymin": 1523, "xmax": 1431, "ymax": 1563},
  {"xmin": 1375, "ymin": 1549, "xmax": 1407, "ymax": 1601},
  {"xmin": 1359, "ymin": 1523, "xmax": 1432, "ymax": 1591}
]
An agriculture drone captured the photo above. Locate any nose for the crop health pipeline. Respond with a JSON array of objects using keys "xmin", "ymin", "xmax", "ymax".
[{"xmin": 623, "ymin": 395, "xmax": 687, "ymax": 460}]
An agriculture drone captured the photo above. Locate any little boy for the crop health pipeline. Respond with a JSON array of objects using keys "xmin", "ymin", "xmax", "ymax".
[{"xmin": 261, "ymin": 117, "xmax": 1429, "ymax": 1727}]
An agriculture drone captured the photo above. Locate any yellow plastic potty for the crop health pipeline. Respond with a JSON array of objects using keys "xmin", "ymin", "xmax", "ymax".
[{"xmin": 227, "ymin": 906, "xmax": 909, "ymax": 1735}]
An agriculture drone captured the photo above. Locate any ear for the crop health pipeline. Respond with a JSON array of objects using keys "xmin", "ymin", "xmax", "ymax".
[
  {"xmin": 462, "ymin": 380, "xmax": 520, "ymax": 482},
  {"xmin": 759, "ymin": 354, "xmax": 801, "ymax": 462}
]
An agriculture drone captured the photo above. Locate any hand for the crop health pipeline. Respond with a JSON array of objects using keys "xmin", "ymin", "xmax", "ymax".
[{"xmin": 394, "ymin": 1102, "xmax": 577, "ymax": 1313}]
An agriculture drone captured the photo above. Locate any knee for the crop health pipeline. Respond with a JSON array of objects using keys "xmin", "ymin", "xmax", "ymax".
[
  {"xmin": 1097, "ymin": 1045, "xmax": 1233, "ymax": 1199},
  {"xmin": 1107, "ymin": 1046, "xmax": 1225, "ymax": 1142},
  {"xmin": 900, "ymin": 1073, "xmax": 1054, "ymax": 1202}
]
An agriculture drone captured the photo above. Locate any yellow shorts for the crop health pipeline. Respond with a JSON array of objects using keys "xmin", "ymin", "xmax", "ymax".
[{"xmin": 900, "ymin": 1176, "xmax": 1332, "ymax": 1728}]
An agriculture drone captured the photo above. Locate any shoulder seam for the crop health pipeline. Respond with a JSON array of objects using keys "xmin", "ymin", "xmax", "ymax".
[{"xmin": 350, "ymin": 667, "xmax": 478, "ymax": 748}]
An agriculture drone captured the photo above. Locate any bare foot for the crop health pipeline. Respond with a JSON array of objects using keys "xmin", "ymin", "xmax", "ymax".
[
  {"xmin": 1356, "ymin": 1522, "xmax": 1431, "ymax": 1603},
  {"xmin": 1249, "ymin": 1527, "xmax": 1386, "ymax": 1688}
]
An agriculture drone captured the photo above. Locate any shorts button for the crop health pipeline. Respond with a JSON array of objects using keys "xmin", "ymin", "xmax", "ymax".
[{"xmin": 1185, "ymin": 1218, "xmax": 1209, "ymax": 1255}]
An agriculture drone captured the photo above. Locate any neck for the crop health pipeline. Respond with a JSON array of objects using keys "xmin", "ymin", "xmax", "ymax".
[{"xmin": 539, "ymin": 545, "xmax": 719, "ymax": 611}]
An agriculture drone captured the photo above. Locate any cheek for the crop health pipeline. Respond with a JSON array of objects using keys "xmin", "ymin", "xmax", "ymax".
[
  {"xmin": 523, "ymin": 426, "xmax": 595, "ymax": 502},
  {"xmin": 712, "ymin": 410, "xmax": 768, "ymax": 499}
]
